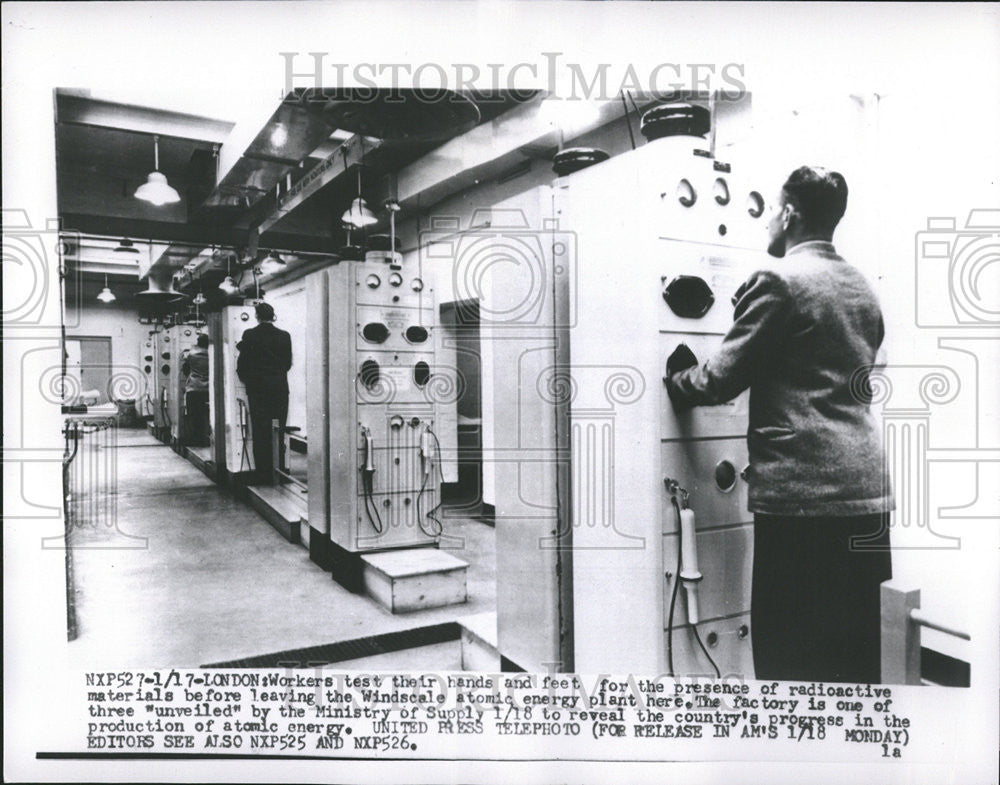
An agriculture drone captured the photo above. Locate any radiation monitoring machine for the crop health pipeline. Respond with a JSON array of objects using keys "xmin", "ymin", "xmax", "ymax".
[
  {"xmin": 151, "ymin": 327, "xmax": 173, "ymax": 442},
  {"xmin": 140, "ymin": 330, "xmax": 157, "ymax": 424},
  {"xmin": 487, "ymin": 102, "xmax": 768, "ymax": 677},
  {"xmin": 209, "ymin": 303, "xmax": 257, "ymax": 477},
  {"xmin": 165, "ymin": 323, "xmax": 199, "ymax": 448},
  {"xmin": 307, "ymin": 228, "xmax": 445, "ymax": 588}
]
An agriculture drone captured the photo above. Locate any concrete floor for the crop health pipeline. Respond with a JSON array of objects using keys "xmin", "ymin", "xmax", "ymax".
[{"xmin": 66, "ymin": 427, "xmax": 496, "ymax": 669}]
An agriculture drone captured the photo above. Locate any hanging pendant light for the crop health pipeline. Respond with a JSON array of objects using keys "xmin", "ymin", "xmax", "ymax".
[
  {"xmin": 341, "ymin": 196, "xmax": 378, "ymax": 228},
  {"xmin": 96, "ymin": 274, "xmax": 116, "ymax": 303},
  {"xmin": 192, "ymin": 292, "xmax": 207, "ymax": 306},
  {"xmin": 135, "ymin": 269, "xmax": 187, "ymax": 304},
  {"xmin": 258, "ymin": 250, "xmax": 287, "ymax": 277},
  {"xmin": 340, "ymin": 142, "xmax": 378, "ymax": 228},
  {"xmin": 135, "ymin": 135, "xmax": 181, "ymax": 206},
  {"xmin": 217, "ymin": 251, "xmax": 240, "ymax": 296}
]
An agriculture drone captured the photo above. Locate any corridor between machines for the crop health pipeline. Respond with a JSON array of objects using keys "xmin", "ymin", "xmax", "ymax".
[{"xmin": 66, "ymin": 427, "xmax": 496, "ymax": 670}]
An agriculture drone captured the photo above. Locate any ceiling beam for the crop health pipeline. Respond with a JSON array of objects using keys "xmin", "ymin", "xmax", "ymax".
[
  {"xmin": 256, "ymin": 134, "xmax": 381, "ymax": 236},
  {"xmin": 58, "ymin": 213, "xmax": 334, "ymax": 258},
  {"xmin": 55, "ymin": 92, "xmax": 233, "ymax": 143}
]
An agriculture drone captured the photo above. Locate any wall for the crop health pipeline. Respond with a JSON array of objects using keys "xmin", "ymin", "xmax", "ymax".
[
  {"xmin": 264, "ymin": 278, "xmax": 309, "ymax": 433},
  {"xmin": 65, "ymin": 298, "xmax": 151, "ymax": 404}
]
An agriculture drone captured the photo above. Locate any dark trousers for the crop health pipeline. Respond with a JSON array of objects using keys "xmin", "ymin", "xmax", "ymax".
[
  {"xmin": 247, "ymin": 384, "xmax": 288, "ymax": 482},
  {"xmin": 184, "ymin": 390, "xmax": 209, "ymax": 447},
  {"xmin": 751, "ymin": 513, "xmax": 892, "ymax": 684}
]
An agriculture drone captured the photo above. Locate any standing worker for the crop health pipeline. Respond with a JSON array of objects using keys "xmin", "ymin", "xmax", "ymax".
[
  {"xmin": 237, "ymin": 302, "xmax": 292, "ymax": 484},
  {"xmin": 181, "ymin": 333, "xmax": 211, "ymax": 447},
  {"xmin": 665, "ymin": 166, "xmax": 894, "ymax": 684}
]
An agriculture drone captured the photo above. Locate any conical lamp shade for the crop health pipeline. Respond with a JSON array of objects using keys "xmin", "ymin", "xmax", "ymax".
[
  {"xmin": 135, "ymin": 271, "xmax": 187, "ymax": 303},
  {"xmin": 135, "ymin": 171, "xmax": 180, "ymax": 206},
  {"xmin": 341, "ymin": 197, "xmax": 378, "ymax": 228},
  {"xmin": 218, "ymin": 276, "xmax": 240, "ymax": 296},
  {"xmin": 96, "ymin": 286, "xmax": 116, "ymax": 303},
  {"xmin": 259, "ymin": 252, "xmax": 287, "ymax": 276}
]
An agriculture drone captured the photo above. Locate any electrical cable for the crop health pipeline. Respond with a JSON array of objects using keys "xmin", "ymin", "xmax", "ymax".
[
  {"xmin": 620, "ymin": 91, "xmax": 637, "ymax": 150},
  {"xmin": 415, "ymin": 427, "xmax": 444, "ymax": 538},
  {"xmin": 627, "ymin": 90, "xmax": 643, "ymax": 125},
  {"xmin": 237, "ymin": 397, "xmax": 251, "ymax": 473},
  {"xmin": 666, "ymin": 494, "xmax": 683, "ymax": 678},
  {"xmin": 691, "ymin": 624, "xmax": 722, "ymax": 679},
  {"xmin": 667, "ymin": 493, "xmax": 723, "ymax": 680},
  {"xmin": 359, "ymin": 428, "xmax": 383, "ymax": 534},
  {"xmin": 421, "ymin": 427, "xmax": 446, "ymax": 537},
  {"xmin": 362, "ymin": 471, "xmax": 384, "ymax": 533}
]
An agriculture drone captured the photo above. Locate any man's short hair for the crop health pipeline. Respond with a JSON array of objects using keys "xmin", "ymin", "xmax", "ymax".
[
  {"xmin": 255, "ymin": 302, "xmax": 275, "ymax": 322},
  {"xmin": 782, "ymin": 166, "xmax": 848, "ymax": 234},
  {"xmin": 196, "ymin": 334, "xmax": 209, "ymax": 348}
]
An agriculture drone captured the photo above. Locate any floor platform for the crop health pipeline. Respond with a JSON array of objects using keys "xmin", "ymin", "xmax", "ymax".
[
  {"xmin": 361, "ymin": 549, "xmax": 469, "ymax": 613},
  {"xmin": 245, "ymin": 483, "xmax": 308, "ymax": 544}
]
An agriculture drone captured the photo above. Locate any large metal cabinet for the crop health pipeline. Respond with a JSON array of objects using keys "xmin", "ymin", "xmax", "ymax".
[
  {"xmin": 308, "ymin": 250, "xmax": 443, "ymax": 556},
  {"xmin": 489, "ymin": 133, "xmax": 769, "ymax": 677}
]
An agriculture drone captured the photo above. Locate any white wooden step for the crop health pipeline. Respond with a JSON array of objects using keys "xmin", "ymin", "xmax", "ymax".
[
  {"xmin": 246, "ymin": 484, "xmax": 308, "ymax": 543},
  {"xmin": 361, "ymin": 549, "xmax": 468, "ymax": 613}
]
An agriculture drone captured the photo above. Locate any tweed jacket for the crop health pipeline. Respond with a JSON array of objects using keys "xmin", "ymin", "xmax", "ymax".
[{"xmin": 667, "ymin": 241, "xmax": 894, "ymax": 516}]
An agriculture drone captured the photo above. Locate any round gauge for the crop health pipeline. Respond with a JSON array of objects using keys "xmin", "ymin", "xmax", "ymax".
[
  {"xmin": 747, "ymin": 191, "xmax": 765, "ymax": 218},
  {"xmin": 163, "ymin": 335, "xmax": 171, "ymax": 342},
  {"xmin": 713, "ymin": 177, "xmax": 731, "ymax": 206},
  {"xmin": 676, "ymin": 178, "xmax": 696, "ymax": 207},
  {"xmin": 389, "ymin": 272, "xmax": 403, "ymax": 287},
  {"xmin": 240, "ymin": 312, "xmax": 250, "ymax": 321},
  {"xmin": 411, "ymin": 277, "xmax": 424, "ymax": 292},
  {"xmin": 715, "ymin": 460, "xmax": 738, "ymax": 492},
  {"xmin": 366, "ymin": 273, "xmax": 381, "ymax": 289},
  {"xmin": 184, "ymin": 329, "xmax": 192, "ymax": 337}
]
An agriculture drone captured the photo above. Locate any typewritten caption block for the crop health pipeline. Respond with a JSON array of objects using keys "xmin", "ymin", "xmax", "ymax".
[{"xmin": 71, "ymin": 670, "xmax": 929, "ymax": 761}]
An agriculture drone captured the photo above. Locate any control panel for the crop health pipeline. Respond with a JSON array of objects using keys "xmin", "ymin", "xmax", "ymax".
[
  {"xmin": 316, "ymin": 245, "xmax": 443, "ymax": 553},
  {"xmin": 152, "ymin": 328, "xmax": 172, "ymax": 439},
  {"xmin": 489, "ymin": 118, "xmax": 768, "ymax": 676},
  {"xmin": 218, "ymin": 303, "xmax": 256, "ymax": 474},
  {"xmin": 140, "ymin": 331, "xmax": 156, "ymax": 422},
  {"xmin": 166, "ymin": 324, "xmax": 199, "ymax": 444}
]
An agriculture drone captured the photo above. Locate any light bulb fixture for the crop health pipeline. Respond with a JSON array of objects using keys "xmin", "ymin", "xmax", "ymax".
[
  {"xmin": 340, "ymin": 141, "xmax": 379, "ymax": 228},
  {"xmin": 341, "ymin": 197, "xmax": 378, "ymax": 228},
  {"xmin": 258, "ymin": 250, "xmax": 287, "ymax": 276},
  {"xmin": 135, "ymin": 135, "xmax": 181, "ymax": 206},
  {"xmin": 218, "ymin": 275, "xmax": 239, "ymax": 296},
  {"xmin": 114, "ymin": 237, "xmax": 140, "ymax": 254},
  {"xmin": 270, "ymin": 123, "xmax": 289, "ymax": 149},
  {"xmin": 192, "ymin": 292, "xmax": 207, "ymax": 306},
  {"xmin": 217, "ymin": 250, "xmax": 239, "ymax": 296},
  {"xmin": 96, "ymin": 274, "xmax": 116, "ymax": 303}
]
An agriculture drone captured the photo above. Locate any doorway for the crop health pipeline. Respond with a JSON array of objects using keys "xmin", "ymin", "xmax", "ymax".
[
  {"xmin": 64, "ymin": 336, "xmax": 112, "ymax": 405},
  {"xmin": 438, "ymin": 299, "xmax": 484, "ymax": 516}
]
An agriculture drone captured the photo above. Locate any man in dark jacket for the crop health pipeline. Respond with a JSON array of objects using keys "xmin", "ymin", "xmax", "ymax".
[
  {"xmin": 665, "ymin": 166, "xmax": 894, "ymax": 684},
  {"xmin": 237, "ymin": 302, "xmax": 292, "ymax": 483}
]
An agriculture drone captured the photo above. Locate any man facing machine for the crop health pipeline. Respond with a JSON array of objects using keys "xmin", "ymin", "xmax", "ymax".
[
  {"xmin": 181, "ymin": 333, "xmax": 211, "ymax": 447},
  {"xmin": 665, "ymin": 166, "xmax": 894, "ymax": 684},
  {"xmin": 237, "ymin": 302, "xmax": 292, "ymax": 484}
]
